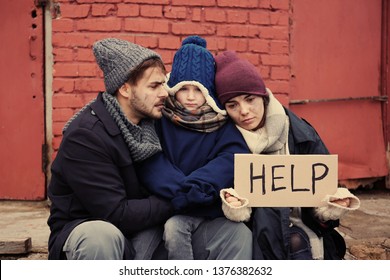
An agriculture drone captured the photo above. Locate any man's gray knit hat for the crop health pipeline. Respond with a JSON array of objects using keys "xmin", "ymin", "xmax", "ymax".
[{"xmin": 93, "ymin": 38, "xmax": 161, "ymax": 94}]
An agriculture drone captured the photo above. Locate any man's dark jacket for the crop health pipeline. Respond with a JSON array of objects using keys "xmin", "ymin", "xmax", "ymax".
[
  {"xmin": 251, "ymin": 108, "xmax": 346, "ymax": 260},
  {"xmin": 47, "ymin": 93, "xmax": 173, "ymax": 259}
]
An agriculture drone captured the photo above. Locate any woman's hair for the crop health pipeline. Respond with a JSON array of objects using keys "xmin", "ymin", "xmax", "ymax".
[{"xmin": 126, "ymin": 57, "xmax": 166, "ymax": 86}]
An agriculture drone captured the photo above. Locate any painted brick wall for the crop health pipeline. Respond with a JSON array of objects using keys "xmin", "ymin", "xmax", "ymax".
[{"xmin": 51, "ymin": 0, "xmax": 291, "ymax": 154}]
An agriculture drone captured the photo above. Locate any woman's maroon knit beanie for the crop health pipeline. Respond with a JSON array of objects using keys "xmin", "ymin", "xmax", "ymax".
[{"xmin": 215, "ymin": 51, "xmax": 268, "ymax": 105}]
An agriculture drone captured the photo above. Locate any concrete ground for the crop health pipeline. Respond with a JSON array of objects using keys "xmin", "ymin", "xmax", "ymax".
[
  {"xmin": 339, "ymin": 187, "xmax": 390, "ymax": 260},
  {"xmin": 0, "ymin": 187, "xmax": 389, "ymax": 260}
]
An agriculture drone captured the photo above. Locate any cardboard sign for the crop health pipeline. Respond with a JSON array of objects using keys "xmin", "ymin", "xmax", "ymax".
[{"xmin": 234, "ymin": 154, "xmax": 338, "ymax": 207}]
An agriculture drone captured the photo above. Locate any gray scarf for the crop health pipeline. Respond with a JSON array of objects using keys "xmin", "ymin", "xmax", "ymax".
[{"xmin": 63, "ymin": 92, "xmax": 161, "ymax": 162}]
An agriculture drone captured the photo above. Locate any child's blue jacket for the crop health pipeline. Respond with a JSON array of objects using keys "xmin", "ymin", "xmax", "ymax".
[{"xmin": 137, "ymin": 116, "xmax": 250, "ymax": 219}]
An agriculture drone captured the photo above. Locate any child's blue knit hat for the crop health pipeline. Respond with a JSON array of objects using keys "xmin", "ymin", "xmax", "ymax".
[{"xmin": 166, "ymin": 35, "xmax": 226, "ymax": 115}]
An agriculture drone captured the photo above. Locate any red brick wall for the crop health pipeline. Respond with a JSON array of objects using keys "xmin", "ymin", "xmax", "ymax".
[{"xmin": 51, "ymin": 0, "xmax": 291, "ymax": 153}]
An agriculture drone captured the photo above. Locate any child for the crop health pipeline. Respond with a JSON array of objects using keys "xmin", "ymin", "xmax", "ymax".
[{"xmin": 136, "ymin": 36, "xmax": 252, "ymax": 260}]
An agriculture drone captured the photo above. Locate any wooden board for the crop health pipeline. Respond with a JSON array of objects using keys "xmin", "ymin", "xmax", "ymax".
[{"xmin": 0, "ymin": 238, "xmax": 32, "ymax": 254}]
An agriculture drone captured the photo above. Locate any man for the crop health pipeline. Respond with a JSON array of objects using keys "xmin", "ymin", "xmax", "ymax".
[{"xmin": 47, "ymin": 38, "xmax": 252, "ymax": 260}]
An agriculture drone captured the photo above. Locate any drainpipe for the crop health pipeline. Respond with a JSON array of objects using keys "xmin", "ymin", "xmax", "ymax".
[{"xmin": 35, "ymin": 0, "xmax": 54, "ymax": 194}]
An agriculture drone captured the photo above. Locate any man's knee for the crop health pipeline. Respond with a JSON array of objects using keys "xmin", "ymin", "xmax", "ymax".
[{"xmin": 64, "ymin": 220, "xmax": 125, "ymax": 260}]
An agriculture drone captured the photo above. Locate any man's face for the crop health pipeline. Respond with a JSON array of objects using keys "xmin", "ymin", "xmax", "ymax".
[{"xmin": 127, "ymin": 66, "xmax": 168, "ymax": 124}]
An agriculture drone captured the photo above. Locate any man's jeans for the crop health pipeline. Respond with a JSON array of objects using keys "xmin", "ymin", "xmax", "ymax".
[{"xmin": 63, "ymin": 220, "xmax": 125, "ymax": 260}]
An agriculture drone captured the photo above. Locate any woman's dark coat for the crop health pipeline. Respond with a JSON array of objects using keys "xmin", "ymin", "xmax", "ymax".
[{"xmin": 251, "ymin": 108, "xmax": 346, "ymax": 260}]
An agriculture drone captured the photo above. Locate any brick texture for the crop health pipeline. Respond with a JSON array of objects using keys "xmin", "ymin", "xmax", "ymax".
[{"xmin": 51, "ymin": 0, "xmax": 292, "ymax": 151}]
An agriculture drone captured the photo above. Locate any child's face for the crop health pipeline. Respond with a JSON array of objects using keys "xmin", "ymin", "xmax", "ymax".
[{"xmin": 175, "ymin": 84, "xmax": 206, "ymax": 111}]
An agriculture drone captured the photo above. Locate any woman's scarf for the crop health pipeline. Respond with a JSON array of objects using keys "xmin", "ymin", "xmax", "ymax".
[{"xmin": 162, "ymin": 94, "xmax": 227, "ymax": 133}]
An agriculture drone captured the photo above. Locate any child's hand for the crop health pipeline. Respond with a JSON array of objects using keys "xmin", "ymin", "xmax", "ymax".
[{"xmin": 225, "ymin": 193, "xmax": 242, "ymax": 207}]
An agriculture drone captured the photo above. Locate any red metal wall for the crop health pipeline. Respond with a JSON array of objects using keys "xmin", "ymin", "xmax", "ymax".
[
  {"xmin": 0, "ymin": 0, "xmax": 46, "ymax": 199},
  {"xmin": 289, "ymin": 0, "xmax": 388, "ymax": 181}
]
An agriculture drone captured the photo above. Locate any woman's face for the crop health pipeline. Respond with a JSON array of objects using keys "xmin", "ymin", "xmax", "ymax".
[{"xmin": 225, "ymin": 94, "xmax": 265, "ymax": 131}]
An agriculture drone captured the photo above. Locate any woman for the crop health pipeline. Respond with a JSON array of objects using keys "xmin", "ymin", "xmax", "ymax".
[{"xmin": 214, "ymin": 51, "xmax": 360, "ymax": 260}]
